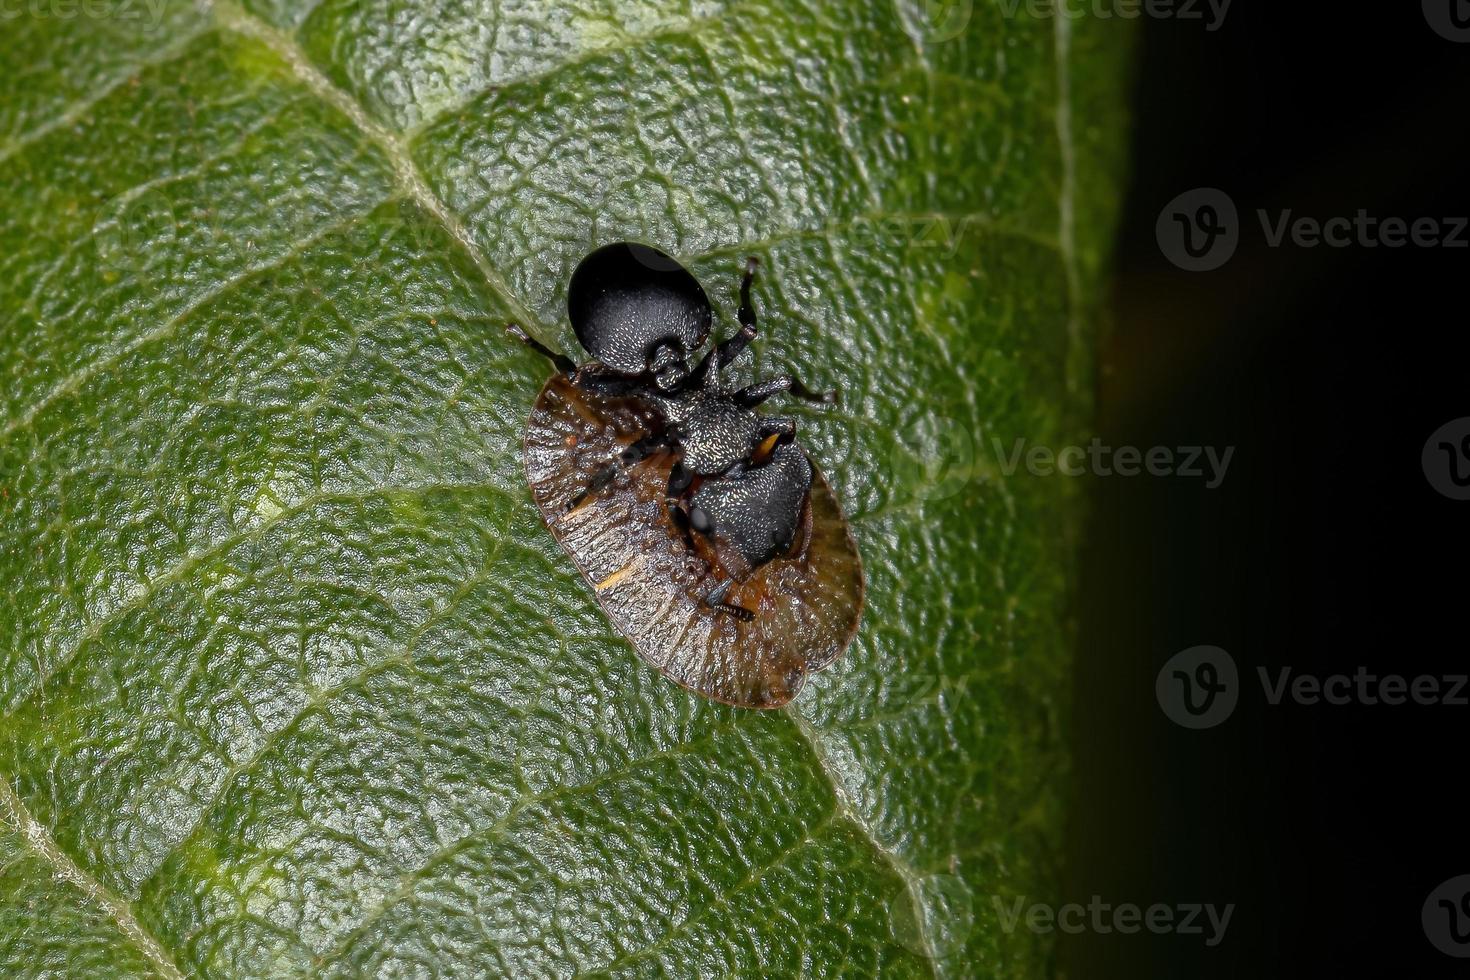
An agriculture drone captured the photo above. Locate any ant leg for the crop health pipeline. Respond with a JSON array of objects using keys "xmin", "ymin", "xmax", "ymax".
[
  {"xmin": 694, "ymin": 257, "xmax": 762, "ymax": 377},
  {"xmin": 759, "ymin": 417, "xmax": 797, "ymax": 441},
  {"xmin": 667, "ymin": 499, "xmax": 697, "ymax": 550},
  {"xmin": 735, "ymin": 374, "xmax": 839, "ymax": 407},
  {"xmin": 664, "ymin": 462, "xmax": 698, "ymax": 547},
  {"xmin": 666, "ymin": 461, "xmax": 693, "ymax": 499},
  {"xmin": 744, "ymin": 417, "xmax": 797, "ymax": 465},
  {"xmin": 566, "ymin": 433, "xmax": 666, "ymax": 511},
  {"xmin": 723, "ymin": 256, "xmax": 760, "ymax": 367},
  {"xmin": 507, "ymin": 323, "xmax": 577, "ymax": 375},
  {"xmin": 701, "ymin": 578, "xmax": 754, "ymax": 622}
]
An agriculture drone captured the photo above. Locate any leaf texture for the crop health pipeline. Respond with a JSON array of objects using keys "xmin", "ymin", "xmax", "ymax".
[{"xmin": 0, "ymin": 0, "xmax": 1131, "ymax": 976}]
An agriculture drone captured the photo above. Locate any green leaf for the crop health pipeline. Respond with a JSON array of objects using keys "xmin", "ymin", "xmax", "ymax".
[{"xmin": 0, "ymin": 1, "xmax": 1130, "ymax": 976}]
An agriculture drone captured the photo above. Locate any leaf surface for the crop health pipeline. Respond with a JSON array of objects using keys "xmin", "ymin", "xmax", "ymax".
[{"xmin": 0, "ymin": 1, "xmax": 1130, "ymax": 975}]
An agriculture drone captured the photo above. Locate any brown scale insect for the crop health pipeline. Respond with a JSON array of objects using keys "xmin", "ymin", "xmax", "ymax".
[{"xmin": 510, "ymin": 242, "xmax": 863, "ymax": 708}]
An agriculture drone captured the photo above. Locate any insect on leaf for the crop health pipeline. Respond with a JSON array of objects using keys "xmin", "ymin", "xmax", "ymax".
[{"xmin": 0, "ymin": 0, "xmax": 1132, "ymax": 976}]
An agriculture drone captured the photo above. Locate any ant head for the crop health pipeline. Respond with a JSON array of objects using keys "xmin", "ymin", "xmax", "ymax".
[{"xmin": 648, "ymin": 341, "xmax": 690, "ymax": 392}]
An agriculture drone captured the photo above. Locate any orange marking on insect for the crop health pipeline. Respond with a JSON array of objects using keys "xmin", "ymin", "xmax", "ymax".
[
  {"xmin": 751, "ymin": 433, "xmax": 781, "ymax": 466},
  {"xmin": 565, "ymin": 390, "xmax": 606, "ymax": 426},
  {"xmin": 558, "ymin": 495, "xmax": 595, "ymax": 522},
  {"xmin": 595, "ymin": 557, "xmax": 645, "ymax": 592}
]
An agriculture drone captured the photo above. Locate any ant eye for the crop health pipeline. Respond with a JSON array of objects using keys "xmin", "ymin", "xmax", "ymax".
[{"xmin": 689, "ymin": 507, "xmax": 712, "ymax": 533}]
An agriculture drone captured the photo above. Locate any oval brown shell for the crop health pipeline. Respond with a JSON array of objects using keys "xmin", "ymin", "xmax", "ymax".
[{"xmin": 523, "ymin": 373, "xmax": 863, "ymax": 708}]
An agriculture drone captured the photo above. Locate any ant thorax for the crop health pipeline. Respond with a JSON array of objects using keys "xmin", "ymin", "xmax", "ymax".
[{"xmin": 644, "ymin": 386, "xmax": 763, "ymax": 476}]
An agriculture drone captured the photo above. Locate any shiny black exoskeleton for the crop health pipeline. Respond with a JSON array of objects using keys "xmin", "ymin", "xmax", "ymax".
[
  {"xmin": 509, "ymin": 241, "xmax": 836, "ymax": 620},
  {"xmin": 687, "ymin": 440, "xmax": 814, "ymax": 571}
]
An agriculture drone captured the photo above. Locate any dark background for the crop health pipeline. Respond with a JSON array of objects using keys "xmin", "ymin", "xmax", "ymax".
[{"xmin": 1062, "ymin": 3, "xmax": 1468, "ymax": 977}]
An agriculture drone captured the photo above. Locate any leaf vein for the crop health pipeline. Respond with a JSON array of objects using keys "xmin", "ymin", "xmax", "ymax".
[
  {"xmin": 211, "ymin": 1, "xmax": 539, "ymax": 334},
  {"xmin": 0, "ymin": 778, "xmax": 186, "ymax": 980},
  {"xmin": 2, "ymin": 479, "xmax": 512, "ymax": 721},
  {"xmin": 578, "ymin": 811, "xmax": 841, "ymax": 977},
  {"xmin": 782, "ymin": 705, "xmax": 940, "ymax": 976},
  {"xmin": 0, "ymin": 201, "xmax": 383, "ymax": 445},
  {"xmin": 318, "ymin": 721, "xmax": 751, "ymax": 969},
  {"xmin": 688, "ymin": 210, "xmax": 1060, "ymax": 262},
  {"xmin": 1053, "ymin": 10, "xmax": 1083, "ymax": 396},
  {"xmin": 406, "ymin": 0, "xmax": 763, "ymax": 137},
  {"xmin": 0, "ymin": 33, "xmax": 206, "ymax": 169},
  {"xmin": 134, "ymin": 532, "xmax": 513, "ymax": 895}
]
